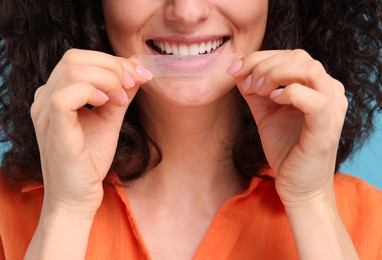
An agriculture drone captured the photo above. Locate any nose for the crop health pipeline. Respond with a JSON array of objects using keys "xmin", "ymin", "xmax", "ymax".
[{"xmin": 165, "ymin": 0, "xmax": 210, "ymax": 27}]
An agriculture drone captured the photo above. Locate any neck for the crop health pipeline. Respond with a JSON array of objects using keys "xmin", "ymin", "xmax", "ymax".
[{"xmin": 131, "ymin": 89, "xmax": 248, "ymax": 201}]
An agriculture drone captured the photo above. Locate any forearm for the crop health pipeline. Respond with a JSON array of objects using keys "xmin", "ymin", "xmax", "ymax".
[
  {"xmin": 25, "ymin": 205, "xmax": 95, "ymax": 260},
  {"xmin": 285, "ymin": 191, "xmax": 359, "ymax": 260}
]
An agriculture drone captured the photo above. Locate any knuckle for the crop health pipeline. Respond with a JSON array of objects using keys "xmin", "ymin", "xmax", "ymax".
[
  {"xmin": 49, "ymin": 91, "xmax": 66, "ymax": 112},
  {"xmin": 33, "ymin": 117, "xmax": 45, "ymax": 135},
  {"xmin": 34, "ymin": 85, "xmax": 44, "ymax": 101},
  {"xmin": 62, "ymin": 48, "xmax": 81, "ymax": 64},
  {"xmin": 30, "ymin": 102, "xmax": 39, "ymax": 121},
  {"xmin": 283, "ymin": 84, "xmax": 300, "ymax": 105},
  {"xmin": 306, "ymin": 60, "xmax": 326, "ymax": 80},
  {"xmin": 80, "ymin": 82, "xmax": 95, "ymax": 95},
  {"xmin": 31, "ymin": 86, "xmax": 45, "ymax": 121},
  {"xmin": 333, "ymin": 81, "xmax": 348, "ymax": 112},
  {"xmin": 318, "ymin": 96, "xmax": 329, "ymax": 111},
  {"xmin": 339, "ymin": 94, "xmax": 349, "ymax": 113},
  {"xmin": 290, "ymin": 49, "xmax": 310, "ymax": 61},
  {"xmin": 311, "ymin": 94, "xmax": 328, "ymax": 114},
  {"xmin": 65, "ymin": 65, "xmax": 83, "ymax": 82},
  {"xmin": 110, "ymin": 57, "xmax": 124, "ymax": 71},
  {"xmin": 324, "ymin": 133, "xmax": 340, "ymax": 151},
  {"xmin": 108, "ymin": 74, "xmax": 122, "ymax": 89},
  {"xmin": 30, "ymin": 103, "xmax": 47, "ymax": 136},
  {"xmin": 334, "ymin": 79, "xmax": 346, "ymax": 94}
]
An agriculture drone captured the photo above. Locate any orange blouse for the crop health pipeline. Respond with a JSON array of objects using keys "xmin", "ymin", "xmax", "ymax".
[{"xmin": 1, "ymin": 172, "xmax": 381, "ymax": 259}]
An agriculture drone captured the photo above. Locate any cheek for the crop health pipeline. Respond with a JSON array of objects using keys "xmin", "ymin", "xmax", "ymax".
[
  {"xmin": 224, "ymin": 0, "xmax": 268, "ymax": 25},
  {"xmin": 102, "ymin": 0, "xmax": 158, "ymax": 55},
  {"xmin": 222, "ymin": 0, "xmax": 268, "ymax": 49},
  {"xmin": 103, "ymin": 0, "xmax": 144, "ymax": 34}
]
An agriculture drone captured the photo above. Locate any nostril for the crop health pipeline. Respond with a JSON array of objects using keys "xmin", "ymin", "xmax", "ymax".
[{"xmin": 164, "ymin": 1, "xmax": 209, "ymax": 26}]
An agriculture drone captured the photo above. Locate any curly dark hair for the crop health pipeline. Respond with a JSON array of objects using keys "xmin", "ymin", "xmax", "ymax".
[{"xmin": 0, "ymin": 0, "xmax": 381, "ymax": 181}]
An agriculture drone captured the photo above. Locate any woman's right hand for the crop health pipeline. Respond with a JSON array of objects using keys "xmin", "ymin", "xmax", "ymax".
[{"xmin": 31, "ymin": 49, "xmax": 152, "ymax": 217}]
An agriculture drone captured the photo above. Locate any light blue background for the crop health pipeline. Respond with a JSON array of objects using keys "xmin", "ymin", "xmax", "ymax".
[
  {"xmin": 0, "ymin": 114, "xmax": 381, "ymax": 189},
  {"xmin": 340, "ymin": 113, "xmax": 382, "ymax": 189}
]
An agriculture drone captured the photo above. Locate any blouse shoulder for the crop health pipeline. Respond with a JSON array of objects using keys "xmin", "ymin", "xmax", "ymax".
[
  {"xmin": 333, "ymin": 173, "xmax": 382, "ymax": 258},
  {"xmin": 334, "ymin": 173, "xmax": 382, "ymax": 202},
  {"xmin": 0, "ymin": 171, "xmax": 23, "ymax": 215},
  {"xmin": 0, "ymin": 169, "xmax": 44, "ymax": 220},
  {"xmin": 0, "ymin": 170, "xmax": 44, "ymax": 260},
  {"xmin": 334, "ymin": 173, "xmax": 382, "ymax": 215},
  {"xmin": 0, "ymin": 171, "xmax": 20, "ymax": 203}
]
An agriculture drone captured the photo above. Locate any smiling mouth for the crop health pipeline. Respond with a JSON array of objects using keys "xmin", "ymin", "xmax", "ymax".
[{"xmin": 146, "ymin": 37, "xmax": 230, "ymax": 55}]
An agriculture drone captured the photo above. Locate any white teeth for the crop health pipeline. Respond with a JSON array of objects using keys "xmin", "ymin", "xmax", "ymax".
[
  {"xmin": 165, "ymin": 42, "xmax": 172, "ymax": 54},
  {"xmin": 178, "ymin": 44, "xmax": 189, "ymax": 56},
  {"xmin": 198, "ymin": 42, "xmax": 206, "ymax": 54},
  {"xmin": 152, "ymin": 38, "xmax": 225, "ymax": 55},
  {"xmin": 205, "ymin": 41, "xmax": 212, "ymax": 53},
  {"xmin": 172, "ymin": 44, "xmax": 179, "ymax": 55},
  {"xmin": 189, "ymin": 44, "xmax": 199, "ymax": 55},
  {"xmin": 159, "ymin": 42, "xmax": 164, "ymax": 52},
  {"xmin": 211, "ymin": 40, "xmax": 217, "ymax": 50}
]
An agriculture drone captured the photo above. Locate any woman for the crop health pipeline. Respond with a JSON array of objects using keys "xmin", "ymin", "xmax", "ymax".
[{"xmin": 0, "ymin": 0, "xmax": 381, "ymax": 259}]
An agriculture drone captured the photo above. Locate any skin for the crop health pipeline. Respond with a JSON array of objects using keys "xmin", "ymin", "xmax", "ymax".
[{"xmin": 26, "ymin": 0, "xmax": 359, "ymax": 259}]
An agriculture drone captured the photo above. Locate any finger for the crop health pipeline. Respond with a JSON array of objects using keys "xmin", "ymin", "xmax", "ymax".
[
  {"xmin": 34, "ymin": 85, "xmax": 45, "ymax": 101},
  {"xmin": 228, "ymin": 50, "xmax": 286, "ymax": 76},
  {"xmin": 254, "ymin": 49, "xmax": 314, "ymax": 76},
  {"xmin": 93, "ymin": 58, "xmax": 145, "ymax": 118},
  {"xmin": 270, "ymin": 83, "xmax": 336, "ymax": 133},
  {"xmin": 32, "ymin": 85, "xmax": 52, "ymax": 141},
  {"xmin": 33, "ymin": 83, "xmax": 110, "ymax": 148},
  {"xmin": 61, "ymin": 49, "xmax": 153, "ymax": 90},
  {"xmin": 60, "ymin": 64, "xmax": 128, "ymax": 106},
  {"xmin": 50, "ymin": 82, "xmax": 110, "ymax": 113},
  {"xmin": 228, "ymin": 49, "xmax": 313, "ymax": 78},
  {"xmin": 270, "ymin": 84, "xmax": 325, "ymax": 112},
  {"xmin": 31, "ymin": 102, "xmax": 49, "ymax": 148},
  {"xmin": 251, "ymin": 60, "xmax": 330, "ymax": 96},
  {"xmin": 230, "ymin": 50, "xmax": 315, "ymax": 94},
  {"xmin": 94, "ymin": 86, "xmax": 139, "ymax": 120},
  {"xmin": 32, "ymin": 86, "xmax": 48, "ymax": 130},
  {"xmin": 62, "ymin": 49, "xmax": 134, "ymax": 89},
  {"xmin": 47, "ymin": 83, "xmax": 132, "ymax": 147},
  {"xmin": 239, "ymin": 50, "xmax": 314, "ymax": 93},
  {"xmin": 117, "ymin": 56, "xmax": 153, "ymax": 83}
]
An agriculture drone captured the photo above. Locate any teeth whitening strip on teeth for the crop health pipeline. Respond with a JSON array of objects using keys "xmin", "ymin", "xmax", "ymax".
[{"xmin": 137, "ymin": 54, "xmax": 239, "ymax": 77}]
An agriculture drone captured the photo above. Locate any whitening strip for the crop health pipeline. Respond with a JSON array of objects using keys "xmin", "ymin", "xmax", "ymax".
[{"xmin": 137, "ymin": 54, "xmax": 239, "ymax": 77}]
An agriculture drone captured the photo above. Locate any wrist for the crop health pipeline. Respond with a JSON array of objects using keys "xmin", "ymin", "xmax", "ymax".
[
  {"xmin": 42, "ymin": 184, "xmax": 104, "ymax": 219},
  {"xmin": 282, "ymin": 189, "xmax": 358, "ymax": 259},
  {"xmin": 26, "ymin": 203, "xmax": 96, "ymax": 260},
  {"xmin": 42, "ymin": 196, "xmax": 100, "ymax": 220},
  {"xmin": 282, "ymin": 188, "xmax": 337, "ymax": 213}
]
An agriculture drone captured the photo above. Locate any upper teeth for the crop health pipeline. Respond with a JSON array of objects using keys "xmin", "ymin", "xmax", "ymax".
[{"xmin": 152, "ymin": 39, "xmax": 224, "ymax": 55}]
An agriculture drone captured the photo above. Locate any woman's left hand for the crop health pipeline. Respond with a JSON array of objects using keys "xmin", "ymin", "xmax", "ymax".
[{"xmin": 229, "ymin": 49, "xmax": 348, "ymax": 208}]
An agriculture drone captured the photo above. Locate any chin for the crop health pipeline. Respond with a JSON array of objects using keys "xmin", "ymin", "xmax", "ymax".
[{"xmin": 140, "ymin": 75, "xmax": 236, "ymax": 108}]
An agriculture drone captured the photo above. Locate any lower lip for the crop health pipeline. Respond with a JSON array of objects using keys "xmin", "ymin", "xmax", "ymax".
[{"xmin": 147, "ymin": 41, "xmax": 229, "ymax": 74}]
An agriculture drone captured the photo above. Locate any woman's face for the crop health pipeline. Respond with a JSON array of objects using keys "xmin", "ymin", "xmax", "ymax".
[{"xmin": 102, "ymin": 0, "xmax": 268, "ymax": 107}]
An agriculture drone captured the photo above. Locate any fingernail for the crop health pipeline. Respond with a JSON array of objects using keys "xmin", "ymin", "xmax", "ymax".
[
  {"xmin": 227, "ymin": 60, "xmax": 243, "ymax": 75},
  {"xmin": 270, "ymin": 88, "xmax": 284, "ymax": 99},
  {"xmin": 136, "ymin": 66, "xmax": 153, "ymax": 80},
  {"xmin": 253, "ymin": 77, "xmax": 264, "ymax": 92},
  {"xmin": 122, "ymin": 89, "xmax": 129, "ymax": 104},
  {"xmin": 124, "ymin": 71, "xmax": 135, "ymax": 88},
  {"xmin": 242, "ymin": 75, "xmax": 252, "ymax": 91},
  {"xmin": 97, "ymin": 90, "xmax": 109, "ymax": 101}
]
